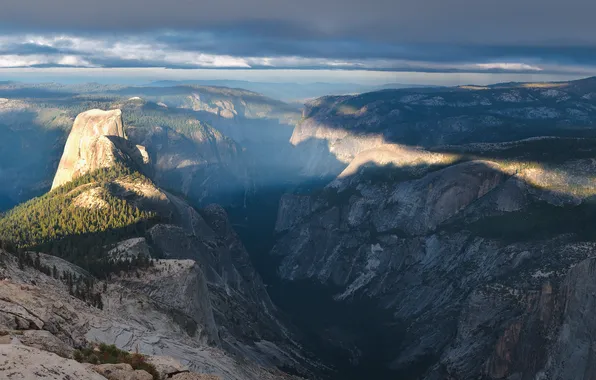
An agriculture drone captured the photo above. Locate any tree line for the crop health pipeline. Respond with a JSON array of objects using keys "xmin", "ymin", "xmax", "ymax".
[
  {"xmin": 0, "ymin": 164, "xmax": 161, "ymax": 278},
  {"xmin": 1, "ymin": 240, "xmax": 157, "ymax": 309}
]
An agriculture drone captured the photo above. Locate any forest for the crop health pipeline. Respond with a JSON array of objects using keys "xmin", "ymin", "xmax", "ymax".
[{"xmin": 0, "ymin": 164, "xmax": 160, "ymax": 277}]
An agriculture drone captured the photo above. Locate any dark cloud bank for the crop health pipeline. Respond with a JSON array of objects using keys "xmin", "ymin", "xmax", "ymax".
[{"xmin": 0, "ymin": 0, "xmax": 594, "ymax": 75}]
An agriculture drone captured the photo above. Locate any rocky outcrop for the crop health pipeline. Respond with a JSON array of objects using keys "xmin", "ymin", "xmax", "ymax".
[
  {"xmin": 0, "ymin": 345, "xmax": 107, "ymax": 380},
  {"xmin": 146, "ymin": 355, "xmax": 190, "ymax": 379},
  {"xmin": 91, "ymin": 363, "xmax": 153, "ymax": 380},
  {"xmin": 108, "ymin": 238, "xmax": 153, "ymax": 261},
  {"xmin": 0, "ymin": 249, "xmax": 304, "ymax": 380},
  {"xmin": 95, "ymin": 258, "xmax": 220, "ymax": 347},
  {"xmin": 18, "ymin": 330, "xmax": 75, "ymax": 358},
  {"xmin": 51, "ymin": 109, "xmax": 149, "ymax": 190},
  {"xmin": 331, "ymin": 143, "xmax": 459, "ymax": 188}
]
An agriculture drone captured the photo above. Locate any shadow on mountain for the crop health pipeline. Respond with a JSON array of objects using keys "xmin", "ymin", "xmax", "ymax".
[
  {"xmin": 303, "ymin": 108, "xmax": 596, "ymax": 148},
  {"xmin": 163, "ymin": 134, "xmax": 347, "ymax": 281},
  {"xmin": 448, "ymin": 197, "xmax": 596, "ymax": 243},
  {"xmin": 234, "ymin": 154, "xmax": 596, "ymax": 380},
  {"xmin": 298, "ymin": 77, "xmax": 596, "ymax": 153}
]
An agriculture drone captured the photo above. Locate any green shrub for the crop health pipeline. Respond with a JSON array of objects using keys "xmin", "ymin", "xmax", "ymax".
[{"xmin": 74, "ymin": 343, "xmax": 160, "ymax": 380}]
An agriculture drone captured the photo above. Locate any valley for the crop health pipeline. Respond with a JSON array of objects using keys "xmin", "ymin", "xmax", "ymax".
[{"xmin": 3, "ymin": 76, "xmax": 596, "ymax": 379}]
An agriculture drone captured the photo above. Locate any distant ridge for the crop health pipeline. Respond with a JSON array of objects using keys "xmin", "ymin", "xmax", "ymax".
[{"xmin": 146, "ymin": 79, "xmax": 435, "ymax": 101}]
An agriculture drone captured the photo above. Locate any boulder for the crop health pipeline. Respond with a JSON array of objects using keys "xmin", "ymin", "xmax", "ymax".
[
  {"xmin": 91, "ymin": 363, "xmax": 153, "ymax": 380},
  {"xmin": 145, "ymin": 355, "xmax": 189, "ymax": 379}
]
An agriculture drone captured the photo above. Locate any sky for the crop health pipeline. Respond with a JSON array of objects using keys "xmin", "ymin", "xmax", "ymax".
[{"xmin": 0, "ymin": 0, "xmax": 595, "ymax": 85}]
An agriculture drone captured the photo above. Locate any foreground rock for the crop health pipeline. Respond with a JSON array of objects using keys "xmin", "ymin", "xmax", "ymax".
[
  {"xmin": 0, "ymin": 344, "xmax": 106, "ymax": 380},
  {"xmin": 18, "ymin": 330, "xmax": 75, "ymax": 358},
  {"xmin": 0, "ymin": 249, "xmax": 306, "ymax": 380},
  {"xmin": 91, "ymin": 363, "xmax": 152, "ymax": 380},
  {"xmin": 146, "ymin": 355, "xmax": 189, "ymax": 379}
]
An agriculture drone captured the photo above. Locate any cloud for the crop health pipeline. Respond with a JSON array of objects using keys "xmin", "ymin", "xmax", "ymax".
[
  {"xmin": 0, "ymin": 0, "xmax": 593, "ymax": 81},
  {"xmin": 0, "ymin": 32, "xmax": 594, "ymax": 75},
  {"xmin": 56, "ymin": 55, "xmax": 94, "ymax": 67},
  {"xmin": 475, "ymin": 63, "xmax": 543, "ymax": 72},
  {"xmin": 0, "ymin": 55, "xmax": 46, "ymax": 68},
  {"xmin": 0, "ymin": 0, "xmax": 596, "ymax": 80}
]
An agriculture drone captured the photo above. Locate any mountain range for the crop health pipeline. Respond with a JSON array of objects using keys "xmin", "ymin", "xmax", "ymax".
[
  {"xmin": 3, "ymin": 76, "xmax": 596, "ymax": 379},
  {"xmin": 146, "ymin": 80, "xmax": 439, "ymax": 102}
]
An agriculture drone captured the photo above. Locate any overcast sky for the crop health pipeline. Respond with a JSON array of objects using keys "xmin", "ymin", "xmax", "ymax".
[{"xmin": 0, "ymin": 0, "xmax": 594, "ymax": 84}]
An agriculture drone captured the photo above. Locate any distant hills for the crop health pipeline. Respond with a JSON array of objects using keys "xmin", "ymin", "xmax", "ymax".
[{"xmin": 147, "ymin": 79, "xmax": 438, "ymax": 101}]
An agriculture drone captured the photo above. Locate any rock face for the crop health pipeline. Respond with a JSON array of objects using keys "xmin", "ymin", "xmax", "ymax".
[
  {"xmin": 52, "ymin": 109, "xmax": 148, "ymax": 190},
  {"xmin": 270, "ymin": 133, "xmax": 596, "ymax": 379},
  {"xmin": 147, "ymin": 205, "xmax": 308, "ymax": 372},
  {"xmin": 126, "ymin": 125, "xmax": 249, "ymax": 208}
]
